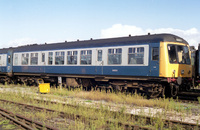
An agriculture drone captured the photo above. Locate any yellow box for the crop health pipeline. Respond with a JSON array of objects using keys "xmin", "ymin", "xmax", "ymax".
[{"xmin": 39, "ymin": 83, "xmax": 50, "ymax": 93}]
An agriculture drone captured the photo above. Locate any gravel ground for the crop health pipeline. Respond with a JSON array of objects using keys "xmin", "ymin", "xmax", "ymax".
[{"xmin": 0, "ymin": 87, "xmax": 200, "ymax": 125}]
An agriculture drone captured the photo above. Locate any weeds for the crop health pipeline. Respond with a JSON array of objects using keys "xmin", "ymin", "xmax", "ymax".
[{"xmin": 0, "ymin": 85, "xmax": 199, "ymax": 129}]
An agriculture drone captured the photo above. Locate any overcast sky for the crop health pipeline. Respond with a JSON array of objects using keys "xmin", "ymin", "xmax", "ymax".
[{"xmin": 0, "ymin": 0, "xmax": 200, "ymax": 48}]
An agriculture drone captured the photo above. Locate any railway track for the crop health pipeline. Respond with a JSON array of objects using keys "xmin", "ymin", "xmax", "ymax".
[
  {"xmin": 0, "ymin": 98, "xmax": 199, "ymax": 130},
  {"xmin": 178, "ymin": 91, "xmax": 200, "ymax": 98},
  {"xmin": 177, "ymin": 91, "xmax": 200, "ymax": 104},
  {"xmin": 0, "ymin": 106, "xmax": 58, "ymax": 130},
  {"xmin": 0, "ymin": 99, "xmax": 153, "ymax": 130}
]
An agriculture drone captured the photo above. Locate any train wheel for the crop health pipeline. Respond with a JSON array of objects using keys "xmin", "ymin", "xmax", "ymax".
[
  {"xmin": 146, "ymin": 85, "xmax": 163, "ymax": 98},
  {"xmin": 147, "ymin": 91, "xmax": 161, "ymax": 98},
  {"xmin": 170, "ymin": 83, "xmax": 179, "ymax": 97},
  {"xmin": 160, "ymin": 86, "xmax": 165, "ymax": 98}
]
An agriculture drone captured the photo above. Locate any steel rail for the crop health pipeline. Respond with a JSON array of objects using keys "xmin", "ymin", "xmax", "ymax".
[
  {"xmin": 0, "ymin": 106, "xmax": 58, "ymax": 130},
  {"xmin": 1, "ymin": 98, "xmax": 199, "ymax": 129},
  {"xmin": 0, "ymin": 99, "xmax": 153, "ymax": 130},
  {"xmin": 30, "ymin": 98, "xmax": 200, "ymax": 129},
  {"xmin": 33, "ymin": 98, "xmax": 200, "ymax": 129}
]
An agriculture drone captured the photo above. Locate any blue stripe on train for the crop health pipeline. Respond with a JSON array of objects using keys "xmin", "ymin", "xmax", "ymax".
[
  {"xmin": 0, "ymin": 67, "xmax": 7, "ymax": 73},
  {"xmin": 13, "ymin": 65, "xmax": 158, "ymax": 77}
]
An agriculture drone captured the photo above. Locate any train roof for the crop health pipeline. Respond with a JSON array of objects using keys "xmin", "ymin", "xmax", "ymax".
[
  {"xmin": 0, "ymin": 48, "xmax": 12, "ymax": 54},
  {"xmin": 4, "ymin": 33, "xmax": 189, "ymax": 52}
]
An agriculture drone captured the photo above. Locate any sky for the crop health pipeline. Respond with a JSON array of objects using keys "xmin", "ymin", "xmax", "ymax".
[{"xmin": 0, "ymin": 0, "xmax": 200, "ymax": 49}]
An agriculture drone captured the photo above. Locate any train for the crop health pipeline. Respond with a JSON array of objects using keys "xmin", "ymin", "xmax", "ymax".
[{"xmin": 0, "ymin": 33, "xmax": 198, "ymax": 98}]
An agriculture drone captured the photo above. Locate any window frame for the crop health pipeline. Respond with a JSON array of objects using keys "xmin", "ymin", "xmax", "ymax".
[
  {"xmin": 167, "ymin": 44, "xmax": 191, "ymax": 65},
  {"xmin": 42, "ymin": 53, "xmax": 45, "ymax": 63},
  {"xmin": 128, "ymin": 47, "xmax": 144, "ymax": 65},
  {"xmin": 48, "ymin": 52, "xmax": 53, "ymax": 65},
  {"xmin": 80, "ymin": 50, "xmax": 92, "ymax": 65},
  {"xmin": 30, "ymin": 53, "xmax": 38, "ymax": 65},
  {"xmin": 67, "ymin": 50, "xmax": 78, "ymax": 65},
  {"xmin": 108, "ymin": 48, "xmax": 122, "ymax": 65},
  {"xmin": 152, "ymin": 47, "xmax": 159, "ymax": 61},
  {"xmin": 21, "ymin": 53, "xmax": 29, "ymax": 65},
  {"xmin": 14, "ymin": 54, "xmax": 18, "ymax": 65},
  {"xmin": 97, "ymin": 50, "xmax": 102, "ymax": 61},
  {"xmin": 55, "ymin": 51, "xmax": 65, "ymax": 65}
]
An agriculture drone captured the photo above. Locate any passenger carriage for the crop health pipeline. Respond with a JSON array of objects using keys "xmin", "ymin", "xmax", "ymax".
[{"xmin": 0, "ymin": 33, "xmax": 193, "ymax": 97}]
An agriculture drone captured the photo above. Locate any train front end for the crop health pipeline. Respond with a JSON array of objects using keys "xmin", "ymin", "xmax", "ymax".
[{"xmin": 159, "ymin": 41, "xmax": 192, "ymax": 96}]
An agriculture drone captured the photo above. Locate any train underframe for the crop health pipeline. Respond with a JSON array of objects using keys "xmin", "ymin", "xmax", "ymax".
[{"xmin": 0, "ymin": 73, "xmax": 193, "ymax": 98}]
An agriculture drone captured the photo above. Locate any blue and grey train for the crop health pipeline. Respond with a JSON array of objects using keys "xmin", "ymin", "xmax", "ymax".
[{"xmin": 0, "ymin": 33, "xmax": 196, "ymax": 97}]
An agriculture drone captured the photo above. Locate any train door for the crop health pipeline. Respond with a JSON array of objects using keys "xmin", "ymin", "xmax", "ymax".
[
  {"xmin": 40, "ymin": 52, "xmax": 46, "ymax": 73},
  {"xmin": 95, "ymin": 49, "xmax": 103, "ymax": 75},
  {"xmin": 7, "ymin": 49, "xmax": 13, "ymax": 74},
  {"xmin": 149, "ymin": 45, "xmax": 159, "ymax": 76}
]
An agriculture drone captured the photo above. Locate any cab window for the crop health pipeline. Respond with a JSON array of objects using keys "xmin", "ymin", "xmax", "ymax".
[
  {"xmin": 177, "ymin": 45, "xmax": 190, "ymax": 64},
  {"xmin": 168, "ymin": 44, "xmax": 190, "ymax": 64}
]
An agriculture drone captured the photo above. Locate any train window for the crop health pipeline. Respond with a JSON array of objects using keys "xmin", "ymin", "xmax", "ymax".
[
  {"xmin": 108, "ymin": 48, "xmax": 122, "ymax": 64},
  {"xmin": 31, "ymin": 53, "xmax": 38, "ymax": 65},
  {"xmin": 21, "ymin": 53, "xmax": 29, "ymax": 65},
  {"xmin": 177, "ymin": 45, "xmax": 191, "ymax": 64},
  {"xmin": 97, "ymin": 50, "xmax": 102, "ymax": 61},
  {"xmin": 168, "ymin": 45, "xmax": 191, "ymax": 64},
  {"xmin": 128, "ymin": 47, "xmax": 144, "ymax": 64},
  {"xmin": 42, "ymin": 53, "xmax": 45, "ymax": 62},
  {"xmin": 14, "ymin": 54, "xmax": 18, "ymax": 65},
  {"xmin": 80, "ymin": 50, "xmax": 92, "ymax": 65},
  {"xmin": 152, "ymin": 48, "xmax": 159, "ymax": 61},
  {"xmin": 55, "ymin": 51, "xmax": 65, "ymax": 65},
  {"xmin": 48, "ymin": 52, "xmax": 53, "ymax": 65},
  {"xmin": 67, "ymin": 51, "xmax": 77, "ymax": 64},
  {"xmin": 8, "ymin": 55, "xmax": 11, "ymax": 64},
  {"xmin": 168, "ymin": 45, "xmax": 177, "ymax": 63}
]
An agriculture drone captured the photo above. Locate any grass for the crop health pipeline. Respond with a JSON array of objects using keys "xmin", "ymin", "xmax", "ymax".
[
  {"xmin": 0, "ymin": 84, "xmax": 199, "ymax": 129},
  {"xmin": 49, "ymin": 87, "xmax": 190, "ymax": 112},
  {"xmin": 0, "ymin": 118, "xmax": 18, "ymax": 130},
  {"xmin": 0, "ymin": 84, "xmax": 196, "ymax": 113},
  {"xmin": 198, "ymin": 97, "xmax": 200, "ymax": 104}
]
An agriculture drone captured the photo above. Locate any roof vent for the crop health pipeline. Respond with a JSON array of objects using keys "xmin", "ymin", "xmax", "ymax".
[
  {"xmin": 90, "ymin": 38, "xmax": 93, "ymax": 40},
  {"xmin": 77, "ymin": 39, "xmax": 79, "ymax": 41},
  {"xmin": 129, "ymin": 34, "xmax": 131, "ymax": 37},
  {"xmin": 65, "ymin": 40, "xmax": 67, "ymax": 43},
  {"xmin": 148, "ymin": 33, "xmax": 150, "ymax": 35}
]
